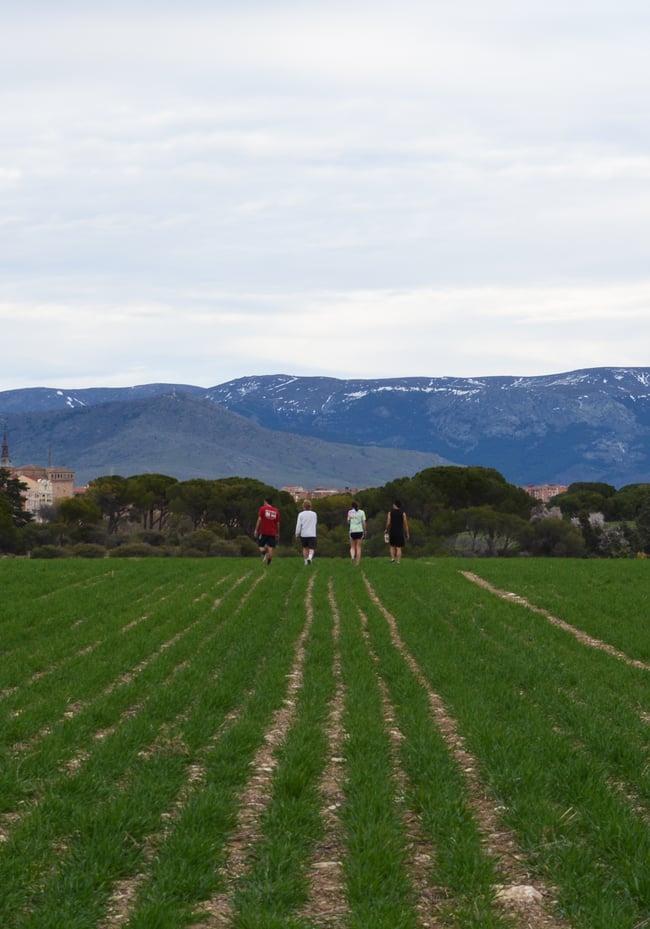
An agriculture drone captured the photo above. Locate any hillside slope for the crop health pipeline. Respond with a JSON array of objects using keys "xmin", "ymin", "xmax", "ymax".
[
  {"xmin": 3, "ymin": 367, "xmax": 650, "ymax": 486},
  {"xmin": 2, "ymin": 393, "xmax": 451, "ymax": 487}
]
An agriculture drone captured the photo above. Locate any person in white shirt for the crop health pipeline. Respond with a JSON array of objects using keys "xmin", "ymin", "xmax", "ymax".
[
  {"xmin": 347, "ymin": 501, "xmax": 367, "ymax": 564},
  {"xmin": 295, "ymin": 499, "xmax": 318, "ymax": 565}
]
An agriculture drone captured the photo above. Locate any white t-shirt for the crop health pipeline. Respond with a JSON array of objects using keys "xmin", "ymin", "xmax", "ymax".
[{"xmin": 296, "ymin": 509, "xmax": 318, "ymax": 537}]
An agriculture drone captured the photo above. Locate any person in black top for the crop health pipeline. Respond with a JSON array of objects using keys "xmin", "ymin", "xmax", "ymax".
[{"xmin": 385, "ymin": 500, "xmax": 410, "ymax": 563}]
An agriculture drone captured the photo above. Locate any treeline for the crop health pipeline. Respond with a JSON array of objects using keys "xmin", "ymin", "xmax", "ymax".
[{"xmin": 1, "ymin": 466, "xmax": 650, "ymax": 558}]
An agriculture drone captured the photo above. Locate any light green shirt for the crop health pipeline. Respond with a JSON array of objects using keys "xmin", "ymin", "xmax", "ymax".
[{"xmin": 348, "ymin": 508, "xmax": 366, "ymax": 533}]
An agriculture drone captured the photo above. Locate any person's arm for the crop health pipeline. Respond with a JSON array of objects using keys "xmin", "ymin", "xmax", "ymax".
[
  {"xmin": 295, "ymin": 514, "xmax": 301, "ymax": 538},
  {"xmin": 385, "ymin": 511, "xmax": 390, "ymax": 531},
  {"xmin": 403, "ymin": 511, "xmax": 410, "ymax": 540},
  {"xmin": 254, "ymin": 514, "xmax": 261, "ymax": 536}
]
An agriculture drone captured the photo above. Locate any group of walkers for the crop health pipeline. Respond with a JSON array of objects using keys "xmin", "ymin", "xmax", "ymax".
[{"xmin": 253, "ymin": 496, "xmax": 410, "ymax": 565}]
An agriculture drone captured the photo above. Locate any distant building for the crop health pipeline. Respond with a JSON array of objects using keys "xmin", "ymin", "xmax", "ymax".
[
  {"xmin": 18, "ymin": 475, "xmax": 54, "ymax": 515},
  {"xmin": 282, "ymin": 485, "xmax": 309, "ymax": 501},
  {"xmin": 282, "ymin": 485, "xmax": 358, "ymax": 501},
  {"xmin": 14, "ymin": 463, "xmax": 75, "ymax": 503},
  {"xmin": 309, "ymin": 486, "xmax": 358, "ymax": 499},
  {"xmin": 0, "ymin": 423, "xmax": 12, "ymax": 469},
  {"xmin": 523, "ymin": 483, "xmax": 568, "ymax": 503},
  {"xmin": 1, "ymin": 428, "xmax": 76, "ymax": 516}
]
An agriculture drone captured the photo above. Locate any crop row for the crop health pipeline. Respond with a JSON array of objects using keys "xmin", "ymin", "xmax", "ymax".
[{"xmin": 0, "ymin": 558, "xmax": 648, "ymax": 928}]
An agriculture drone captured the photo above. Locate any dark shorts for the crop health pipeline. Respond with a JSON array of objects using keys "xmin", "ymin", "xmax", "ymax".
[
  {"xmin": 300, "ymin": 537, "xmax": 317, "ymax": 548},
  {"xmin": 389, "ymin": 533, "xmax": 405, "ymax": 547},
  {"xmin": 258, "ymin": 534, "xmax": 277, "ymax": 548},
  {"xmin": 350, "ymin": 532, "xmax": 364, "ymax": 540}
]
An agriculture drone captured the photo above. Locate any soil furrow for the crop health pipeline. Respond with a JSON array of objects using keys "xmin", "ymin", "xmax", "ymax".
[
  {"xmin": 194, "ymin": 573, "xmax": 316, "ymax": 927},
  {"xmin": 359, "ymin": 607, "xmax": 446, "ymax": 929},
  {"xmin": 363, "ymin": 573, "xmax": 572, "ymax": 929},
  {"xmin": 462, "ymin": 571, "xmax": 650, "ymax": 671},
  {"xmin": 297, "ymin": 578, "xmax": 349, "ymax": 927}
]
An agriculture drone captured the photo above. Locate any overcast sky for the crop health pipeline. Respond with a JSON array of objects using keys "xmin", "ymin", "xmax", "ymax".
[{"xmin": 2, "ymin": 0, "xmax": 650, "ymax": 389}]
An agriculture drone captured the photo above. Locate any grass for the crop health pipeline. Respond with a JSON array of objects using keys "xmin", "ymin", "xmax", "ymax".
[{"xmin": 0, "ymin": 557, "xmax": 648, "ymax": 928}]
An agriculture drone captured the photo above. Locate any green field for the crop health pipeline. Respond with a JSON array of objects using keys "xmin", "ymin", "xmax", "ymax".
[{"xmin": 0, "ymin": 557, "xmax": 648, "ymax": 929}]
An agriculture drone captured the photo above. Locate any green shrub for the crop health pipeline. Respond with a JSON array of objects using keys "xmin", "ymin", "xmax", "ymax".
[
  {"xmin": 208, "ymin": 539, "xmax": 241, "ymax": 557},
  {"xmin": 30, "ymin": 545, "xmax": 69, "ymax": 559},
  {"xmin": 108, "ymin": 542, "xmax": 165, "ymax": 558},
  {"xmin": 71, "ymin": 543, "xmax": 107, "ymax": 558},
  {"xmin": 134, "ymin": 530, "xmax": 167, "ymax": 547},
  {"xmin": 182, "ymin": 528, "xmax": 216, "ymax": 552},
  {"xmin": 177, "ymin": 547, "xmax": 207, "ymax": 558},
  {"xmin": 237, "ymin": 535, "xmax": 260, "ymax": 557}
]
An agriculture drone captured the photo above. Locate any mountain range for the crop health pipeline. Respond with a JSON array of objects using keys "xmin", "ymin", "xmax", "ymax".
[{"xmin": 2, "ymin": 367, "xmax": 650, "ymax": 488}]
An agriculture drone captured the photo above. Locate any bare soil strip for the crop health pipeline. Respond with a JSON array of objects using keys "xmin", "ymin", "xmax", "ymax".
[
  {"xmin": 8, "ymin": 624, "xmax": 199, "ymax": 760},
  {"xmin": 14, "ymin": 639, "xmax": 103, "ymax": 693},
  {"xmin": 3, "ymin": 577, "xmax": 249, "ymax": 845},
  {"xmin": 359, "ymin": 608, "xmax": 445, "ymax": 929},
  {"xmin": 194, "ymin": 573, "xmax": 316, "ymax": 928},
  {"xmin": 0, "ymin": 812, "xmax": 21, "ymax": 844},
  {"xmin": 120, "ymin": 612, "xmax": 152, "ymax": 633},
  {"xmin": 297, "ymin": 578, "xmax": 349, "ymax": 927},
  {"xmin": 461, "ymin": 571, "xmax": 650, "ymax": 672},
  {"xmin": 363, "ymin": 574, "xmax": 572, "ymax": 929},
  {"xmin": 212, "ymin": 570, "xmax": 258, "ymax": 612},
  {"xmin": 100, "ymin": 701, "xmax": 248, "ymax": 929}
]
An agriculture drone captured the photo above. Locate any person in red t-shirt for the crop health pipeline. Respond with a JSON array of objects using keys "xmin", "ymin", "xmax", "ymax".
[{"xmin": 254, "ymin": 496, "xmax": 281, "ymax": 564}]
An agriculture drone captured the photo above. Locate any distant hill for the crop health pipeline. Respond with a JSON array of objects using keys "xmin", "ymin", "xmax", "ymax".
[
  {"xmin": 2, "ymin": 366, "xmax": 650, "ymax": 487},
  {"xmin": 0, "ymin": 393, "xmax": 451, "ymax": 487},
  {"xmin": 204, "ymin": 368, "xmax": 650, "ymax": 487}
]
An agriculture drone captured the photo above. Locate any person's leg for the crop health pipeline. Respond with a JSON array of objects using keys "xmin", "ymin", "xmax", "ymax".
[{"xmin": 395, "ymin": 545, "xmax": 402, "ymax": 563}]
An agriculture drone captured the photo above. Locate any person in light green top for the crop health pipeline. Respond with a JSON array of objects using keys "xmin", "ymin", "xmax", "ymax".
[{"xmin": 347, "ymin": 501, "xmax": 367, "ymax": 564}]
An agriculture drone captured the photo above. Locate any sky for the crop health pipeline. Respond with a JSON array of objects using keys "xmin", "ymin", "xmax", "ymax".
[{"xmin": 2, "ymin": 0, "xmax": 650, "ymax": 390}]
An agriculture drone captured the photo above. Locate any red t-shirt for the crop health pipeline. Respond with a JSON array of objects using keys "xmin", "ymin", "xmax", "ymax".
[{"xmin": 258, "ymin": 503, "xmax": 280, "ymax": 536}]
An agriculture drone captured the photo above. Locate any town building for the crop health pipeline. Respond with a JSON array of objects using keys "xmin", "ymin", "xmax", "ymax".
[
  {"xmin": 18, "ymin": 475, "xmax": 55, "ymax": 514},
  {"xmin": 15, "ymin": 462, "xmax": 75, "ymax": 502},
  {"xmin": 523, "ymin": 483, "xmax": 568, "ymax": 503},
  {"xmin": 1, "ymin": 426, "xmax": 76, "ymax": 517},
  {"xmin": 282, "ymin": 485, "xmax": 359, "ymax": 501}
]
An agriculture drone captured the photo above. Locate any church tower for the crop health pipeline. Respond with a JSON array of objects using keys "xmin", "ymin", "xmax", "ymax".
[{"xmin": 0, "ymin": 421, "xmax": 12, "ymax": 469}]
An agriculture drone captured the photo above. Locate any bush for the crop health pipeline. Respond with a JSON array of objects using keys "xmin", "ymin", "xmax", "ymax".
[
  {"xmin": 105, "ymin": 533, "xmax": 134, "ymax": 550},
  {"xmin": 108, "ymin": 543, "xmax": 166, "ymax": 558},
  {"xmin": 72, "ymin": 543, "xmax": 107, "ymax": 559},
  {"xmin": 134, "ymin": 530, "xmax": 167, "ymax": 547},
  {"xmin": 183, "ymin": 529, "xmax": 217, "ymax": 553},
  {"xmin": 31, "ymin": 545, "xmax": 69, "ymax": 559},
  {"xmin": 209, "ymin": 538, "xmax": 241, "ymax": 557},
  {"xmin": 237, "ymin": 535, "xmax": 261, "ymax": 557}
]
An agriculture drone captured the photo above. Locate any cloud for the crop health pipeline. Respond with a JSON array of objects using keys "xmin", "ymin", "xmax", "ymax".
[
  {"xmin": 2, "ymin": 281, "xmax": 650, "ymax": 389},
  {"xmin": 2, "ymin": 1, "xmax": 650, "ymax": 389}
]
